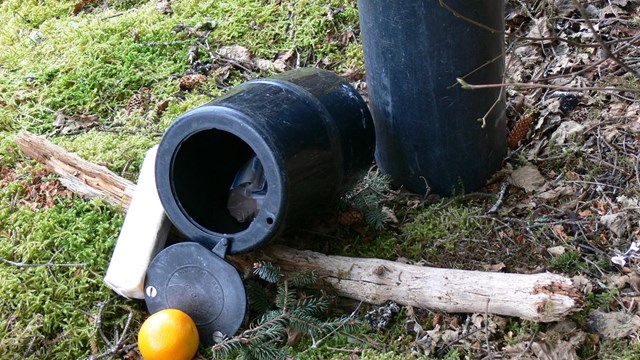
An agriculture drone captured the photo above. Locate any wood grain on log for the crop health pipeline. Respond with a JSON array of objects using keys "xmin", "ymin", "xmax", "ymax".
[{"xmin": 13, "ymin": 130, "xmax": 583, "ymax": 322}]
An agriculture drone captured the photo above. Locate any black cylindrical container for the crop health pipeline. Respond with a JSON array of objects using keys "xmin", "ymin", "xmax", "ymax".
[
  {"xmin": 155, "ymin": 68, "xmax": 374, "ymax": 254},
  {"xmin": 358, "ymin": 0, "xmax": 506, "ymax": 195}
]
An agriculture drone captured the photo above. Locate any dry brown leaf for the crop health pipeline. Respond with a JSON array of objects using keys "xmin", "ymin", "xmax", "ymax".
[
  {"xmin": 611, "ymin": 0, "xmax": 630, "ymax": 6},
  {"xmin": 578, "ymin": 209, "xmax": 593, "ymax": 218},
  {"xmin": 483, "ymin": 262, "xmax": 506, "ymax": 272},
  {"xmin": 254, "ymin": 58, "xmax": 287, "ymax": 73},
  {"xmin": 601, "ymin": 4, "xmax": 628, "ymax": 17},
  {"xmin": 550, "ymin": 121, "xmax": 586, "ymax": 146},
  {"xmin": 537, "ymin": 189, "xmax": 559, "ymax": 202},
  {"xmin": 71, "ymin": 0, "xmax": 92, "ymax": 16},
  {"xmin": 554, "ymin": 0, "xmax": 576, "ymax": 16},
  {"xmin": 213, "ymin": 63, "xmax": 233, "ymax": 81},
  {"xmin": 252, "ymin": 50, "xmax": 293, "ymax": 73},
  {"xmin": 547, "ymin": 245, "xmax": 566, "ymax": 257},
  {"xmin": 509, "ymin": 166, "xmax": 547, "ymax": 193},
  {"xmin": 217, "ymin": 45, "xmax": 252, "ymax": 63},
  {"xmin": 531, "ymin": 340, "xmax": 579, "ymax": 360},
  {"xmin": 552, "ymin": 224, "xmax": 568, "ymax": 239},
  {"xmin": 606, "ymin": 272, "xmax": 640, "ymax": 290},
  {"xmin": 275, "ymin": 50, "xmax": 294, "ymax": 62},
  {"xmin": 607, "ymin": 101, "xmax": 627, "ymax": 117},
  {"xmin": 19, "ymin": 170, "xmax": 73, "ymax": 209},
  {"xmin": 600, "ymin": 212, "xmax": 629, "ymax": 238},
  {"xmin": 527, "ymin": 17, "xmax": 553, "ymax": 44},
  {"xmin": 254, "ymin": 59, "xmax": 272, "ymax": 71},
  {"xmin": 53, "ymin": 112, "xmax": 99, "ymax": 134},
  {"xmin": 503, "ymin": 342, "xmax": 537, "ymax": 359},
  {"xmin": 572, "ymin": 275, "xmax": 593, "ymax": 294},
  {"xmin": 625, "ymin": 103, "xmax": 640, "ymax": 118},
  {"xmin": 155, "ymin": 99, "xmax": 171, "ymax": 117}
]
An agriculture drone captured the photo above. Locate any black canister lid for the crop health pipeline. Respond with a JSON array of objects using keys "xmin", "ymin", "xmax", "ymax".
[{"xmin": 144, "ymin": 241, "xmax": 246, "ymax": 346}]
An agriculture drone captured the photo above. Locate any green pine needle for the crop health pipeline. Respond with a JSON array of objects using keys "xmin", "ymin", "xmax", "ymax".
[
  {"xmin": 343, "ymin": 169, "xmax": 393, "ymax": 229},
  {"xmin": 253, "ymin": 260, "xmax": 281, "ymax": 283},
  {"xmin": 212, "ymin": 262, "xmax": 357, "ymax": 358}
]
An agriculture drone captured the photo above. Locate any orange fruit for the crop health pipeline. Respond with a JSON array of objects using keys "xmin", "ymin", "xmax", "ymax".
[{"xmin": 138, "ymin": 309, "xmax": 199, "ymax": 360}]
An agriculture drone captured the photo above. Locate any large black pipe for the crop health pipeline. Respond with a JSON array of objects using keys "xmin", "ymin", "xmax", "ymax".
[
  {"xmin": 358, "ymin": 0, "xmax": 506, "ymax": 195},
  {"xmin": 155, "ymin": 68, "xmax": 374, "ymax": 254}
]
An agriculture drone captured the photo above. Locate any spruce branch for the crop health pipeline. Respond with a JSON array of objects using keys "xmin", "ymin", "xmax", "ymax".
[
  {"xmin": 211, "ymin": 263, "xmax": 359, "ymax": 359},
  {"xmin": 289, "ymin": 269, "xmax": 317, "ymax": 287},
  {"xmin": 253, "ymin": 260, "xmax": 281, "ymax": 283},
  {"xmin": 343, "ymin": 169, "xmax": 394, "ymax": 229}
]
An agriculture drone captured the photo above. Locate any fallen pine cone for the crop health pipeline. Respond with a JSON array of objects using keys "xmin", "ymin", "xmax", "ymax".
[
  {"xmin": 179, "ymin": 74, "xmax": 207, "ymax": 91},
  {"xmin": 507, "ymin": 112, "xmax": 537, "ymax": 150},
  {"xmin": 125, "ymin": 87, "xmax": 153, "ymax": 114},
  {"xmin": 338, "ymin": 208, "xmax": 365, "ymax": 226}
]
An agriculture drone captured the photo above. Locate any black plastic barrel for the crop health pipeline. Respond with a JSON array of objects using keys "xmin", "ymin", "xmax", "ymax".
[
  {"xmin": 155, "ymin": 68, "xmax": 374, "ymax": 254},
  {"xmin": 358, "ymin": 0, "xmax": 506, "ymax": 195}
]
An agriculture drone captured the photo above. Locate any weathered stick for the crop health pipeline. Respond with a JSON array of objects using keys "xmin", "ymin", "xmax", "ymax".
[
  {"xmin": 231, "ymin": 247, "xmax": 582, "ymax": 322},
  {"xmin": 14, "ymin": 131, "xmax": 135, "ymax": 207},
  {"xmin": 14, "ymin": 131, "xmax": 583, "ymax": 322}
]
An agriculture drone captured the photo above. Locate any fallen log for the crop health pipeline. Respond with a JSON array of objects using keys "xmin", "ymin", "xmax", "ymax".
[
  {"xmin": 232, "ymin": 247, "xmax": 583, "ymax": 322},
  {"xmin": 14, "ymin": 130, "xmax": 583, "ymax": 322}
]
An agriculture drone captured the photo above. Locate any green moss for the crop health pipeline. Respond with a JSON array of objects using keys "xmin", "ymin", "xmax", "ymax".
[
  {"xmin": 401, "ymin": 202, "xmax": 482, "ymax": 261},
  {"xmin": 596, "ymin": 339, "xmax": 640, "ymax": 359},
  {"xmin": 0, "ymin": 197, "xmax": 131, "ymax": 359},
  {"xmin": 548, "ymin": 250, "xmax": 586, "ymax": 274}
]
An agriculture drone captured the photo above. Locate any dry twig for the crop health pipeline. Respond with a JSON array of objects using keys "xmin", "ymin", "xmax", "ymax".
[
  {"xmin": 0, "ymin": 257, "xmax": 85, "ymax": 268},
  {"xmin": 570, "ymin": 0, "xmax": 639, "ymax": 77}
]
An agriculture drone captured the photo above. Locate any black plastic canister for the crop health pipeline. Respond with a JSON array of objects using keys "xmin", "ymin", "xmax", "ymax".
[
  {"xmin": 155, "ymin": 68, "xmax": 374, "ymax": 255},
  {"xmin": 148, "ymin": 68, "xmax": 373, "ymax": 344},
  {"xmin": 358, "ymin": 0, "xmax": 506, "ymax": 195}
]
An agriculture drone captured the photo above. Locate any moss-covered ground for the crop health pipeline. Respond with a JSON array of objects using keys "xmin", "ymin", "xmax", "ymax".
[{"xmin": 2, "ymin": 1, "xmax": 640, "ymax": 359}]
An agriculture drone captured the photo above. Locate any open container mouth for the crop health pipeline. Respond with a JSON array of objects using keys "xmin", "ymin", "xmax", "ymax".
[
  {"xmin": 156, "ymin": 107, "xmax": 285, "ymax": 255},
  {"xmin": 171, "ymin": 129, "xmax": 259, "ymax": 234}
]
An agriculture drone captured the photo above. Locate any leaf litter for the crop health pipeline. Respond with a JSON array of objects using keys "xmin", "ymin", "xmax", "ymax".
[{"xmin": 336, "ymin": 0, "xmax": 640, "ymax": 357}]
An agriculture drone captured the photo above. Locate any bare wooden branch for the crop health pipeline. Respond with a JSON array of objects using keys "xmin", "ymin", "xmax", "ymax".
[
  {"xmin": 457, "ymin": 78, "xmax": 640, "ymax": 93},
  {"xmin": 14, "ymin": 131, "xmax": 135, "ymax": 207},
  {"xmin": 14, "ymin": 131, "xmax": 584, "ymax": 322},
  {"xmin": 438, "ymin": 0, "xmax": 501, "ymax": 34},
  {"xmin": 230, "ymin": 246, "xmax": 582, "ymax": 322},
  {"xmin": 570, "ymin": 0, "xmax": 639, "ymax": 77}
]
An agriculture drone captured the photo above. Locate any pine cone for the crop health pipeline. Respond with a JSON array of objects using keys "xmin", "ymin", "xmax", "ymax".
[
  {"xmin": 507, "ymin": 113, "xmax": 537, "ymax": 149},
  {"xmin": 125, "ymin": 87, "xmax": 153, "ymax": 114},
  {"xmin": 179, "ymin": 74, "xmax": 207, "ymax": 91},
  {"xmin": 338, "ymin": 208, "xmax": 365, "ymax": 226}
]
